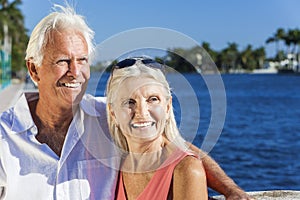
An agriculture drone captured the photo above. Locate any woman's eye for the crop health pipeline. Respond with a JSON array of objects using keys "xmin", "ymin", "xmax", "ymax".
[
  {"xmin": 123, "ymin": 99, "xmax": 135, "ymax": 106},
  {"xmin": 128, "ymin": 99, "xmax": 135, "ymax": 104},
  {"xmin": 148, "ymin": 96, "xmax": 159, "ymax": 103}
]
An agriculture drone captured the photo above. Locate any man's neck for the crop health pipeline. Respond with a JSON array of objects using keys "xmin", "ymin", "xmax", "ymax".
[
  {"xmin": 35, "ymin": 100, "xmax": 74, "ymax": 130},
  {"xmin": 29, "ymin": 98, "xmax": 78, "ymax": 156}
]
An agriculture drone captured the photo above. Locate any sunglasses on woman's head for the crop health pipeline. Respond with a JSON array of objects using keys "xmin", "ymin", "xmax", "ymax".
[{"xmin": 113, "ymin": 57, "xmax": 165, "ymax": 73}]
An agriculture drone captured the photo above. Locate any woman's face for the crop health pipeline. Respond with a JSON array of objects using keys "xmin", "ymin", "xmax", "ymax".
[{"xmin": 110, "ymin": 77, "xmax": 171, "ymax": 143}]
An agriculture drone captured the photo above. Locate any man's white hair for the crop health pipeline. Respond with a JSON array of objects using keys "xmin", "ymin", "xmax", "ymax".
[{"xmin": 25, "ymin": 4, "xmax": 95, "ymax": 66}]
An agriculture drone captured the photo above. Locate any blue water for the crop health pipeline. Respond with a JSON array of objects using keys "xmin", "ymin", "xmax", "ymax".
[
  {"xmin": 209, "ymin": 74, "xmax": 300, "ymax": 193},
  {"xmin": 87, "ymin": 73, "xmax": 300, "ymax": 194}
]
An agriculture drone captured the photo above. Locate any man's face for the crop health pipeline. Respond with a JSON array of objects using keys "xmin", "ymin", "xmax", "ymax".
[{"xmin": 36, "ymin": 29, "xmax": 90, "ymax": 107}]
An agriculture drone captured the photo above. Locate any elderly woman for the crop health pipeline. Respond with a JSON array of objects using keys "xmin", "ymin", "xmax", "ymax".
[{"xmin": 106, "ymin": 57, "xmax": 208, "ymax": 200}]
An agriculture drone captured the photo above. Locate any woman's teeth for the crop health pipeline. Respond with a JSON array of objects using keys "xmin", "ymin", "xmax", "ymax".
[{"xmin": 132, "ymin": 122, "xmax": 154, "ymax": 128}]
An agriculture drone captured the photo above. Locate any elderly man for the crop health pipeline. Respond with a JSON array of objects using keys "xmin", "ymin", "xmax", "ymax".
[{"xmin": 0, "ymin": 4, "xmax": 252, "ymax": 200}]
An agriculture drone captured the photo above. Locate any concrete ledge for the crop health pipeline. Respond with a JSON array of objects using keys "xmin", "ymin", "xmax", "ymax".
[{"xmin": 212, "ymin": 190, "xmax": 300, "ymax": 200}]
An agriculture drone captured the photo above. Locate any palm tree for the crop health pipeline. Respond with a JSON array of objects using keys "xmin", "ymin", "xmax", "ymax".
[
  {"xmin": 201, "ymin": 42, "xmax": 217, "ymax": 62},
  {"xmin": 0, "ymin": 0, "xmax": 28, "ymax": 73},
  {"xmin": 239, "ymin": 45, "xmax": 253, "ymax": 70},
  {"xmin": 294, "ymin": 29, "xmax": 300, "ymax": 68},
  {"xmin": 253, "ymin": 47, "xmax": 266, "ymax": 69},
  {"xmin": 285, "ymin": 28, "xmax": 300, "ymax": 54},
  {"xmin": 266, "ymin": 28, "xmax": 285, "ymax": 57},
  {"xmin": 281, "ymin": 28, "xmax": 300, "ymax": 70},
  {"xmin": 219, "ymin": 42, "xmax": 239, "ymax": 72}
]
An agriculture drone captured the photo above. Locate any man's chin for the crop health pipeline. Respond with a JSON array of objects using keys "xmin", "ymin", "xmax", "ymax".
[
  {"xmin": 71, "ymin": 93, "xmax": 85, "ymax": 106},
  {"xmin": 60, "ymin": 87, "xmax": 86, "ymax": 108}
]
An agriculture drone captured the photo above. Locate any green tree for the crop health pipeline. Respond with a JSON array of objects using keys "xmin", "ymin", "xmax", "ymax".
[
  {"xmin": 201, "ymin": 41, "xmax": 217, "ymax": 62},
  {"xmin": 239, "ymin": 45, "xmax": 253, "ymax": 70},
  {"xmin": 0, "ymin": 0, "xmax": 28, "ymax": 75},
  {"xmin": 252, "ymin": 47, "xmax": 266, "ymax": 69},
  {"xmin": 218, "ymin": 42, "xmax": 239, "ymax": 72},
  {"xmin": 285, "ymin": 28, "xmax": 300, "ymax": 54},
  {"xmin": 266, "ymin": 28, "xmax": 285, "ymax": 58},
  {"xmin": 239, "ymin": 45, "xmax": 266, "ymax": 70},
  {"xmin": 165, "ymin": 48, "xmax": 196, "ymax": 73}
]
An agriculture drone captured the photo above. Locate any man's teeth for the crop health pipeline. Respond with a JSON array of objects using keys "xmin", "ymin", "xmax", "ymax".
[
  {"xmin": 63, "ymin": 83, "xmax": 81, "ymax": 88},
  {"xmin": 132, "ymin": 122, "xmax": 154, "ymax": 128}
]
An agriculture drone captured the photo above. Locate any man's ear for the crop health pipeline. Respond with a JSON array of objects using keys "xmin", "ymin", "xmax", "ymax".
[{"xmin": 26, "ymin": 60, "xmax": 40, "ymax": 83}]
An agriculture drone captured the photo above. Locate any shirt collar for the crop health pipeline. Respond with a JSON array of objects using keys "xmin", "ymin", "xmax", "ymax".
[
  {"xmin": 11, "ymin": 92, "xmax": 106, "ymax": 133},
  {"xmin": 11, "ymin": 92, "xmax": 38, "ymax": 133}
]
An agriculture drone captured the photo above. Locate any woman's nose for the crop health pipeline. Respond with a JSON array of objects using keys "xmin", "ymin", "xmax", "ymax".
[{"xmin": 134, "ymin": 101, "xmax": 149, "ymax": 117}]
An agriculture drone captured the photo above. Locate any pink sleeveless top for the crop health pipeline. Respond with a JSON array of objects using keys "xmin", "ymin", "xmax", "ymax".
[{"xmin": 116, "ymin": 149, "xmax": 195, "ymax": 200}]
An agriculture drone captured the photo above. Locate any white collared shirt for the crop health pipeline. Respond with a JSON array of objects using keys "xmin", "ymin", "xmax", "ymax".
[{"xmin": 0, "ymin": 93, "xmax": 121, "ymax": 200}]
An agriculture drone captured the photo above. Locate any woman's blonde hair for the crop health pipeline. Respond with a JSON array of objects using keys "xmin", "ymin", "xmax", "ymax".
[{"xmin": 106, "ymin": 61, "xmax": 187, "ymax": 152}]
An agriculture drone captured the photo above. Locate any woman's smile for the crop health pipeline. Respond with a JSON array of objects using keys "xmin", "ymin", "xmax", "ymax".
[{"xmin": 131, "ymin": 121, "xmax": 155, "ymax": 129}]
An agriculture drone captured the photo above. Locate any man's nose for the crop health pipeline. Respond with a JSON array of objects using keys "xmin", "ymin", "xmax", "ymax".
[{"xmin": 67, "ymin": 60, "xmax": 80, "ymax": 77}]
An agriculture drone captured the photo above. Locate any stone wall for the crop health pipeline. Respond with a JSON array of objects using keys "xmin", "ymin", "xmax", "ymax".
[{"xmin": 212, "ymin": 190, "xmax": 300, "ymax": 200}]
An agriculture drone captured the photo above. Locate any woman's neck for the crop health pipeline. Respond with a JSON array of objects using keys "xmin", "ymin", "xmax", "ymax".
[
  {"xmin": 122, "ymin": 136, "xmax": 175, "ymax": 173},
  {"xmin": 127, "ymin": 136, "xmax": 165, "ymax": 153}
]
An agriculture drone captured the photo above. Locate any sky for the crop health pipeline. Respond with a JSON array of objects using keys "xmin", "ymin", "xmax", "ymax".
[{"xmin": 19, "ymin": 0, "xmax": 300, "ymax": 59}]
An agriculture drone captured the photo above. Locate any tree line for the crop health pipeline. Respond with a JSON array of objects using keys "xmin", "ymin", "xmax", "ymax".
[
  {"xmin": 266, "ymin": 28, "xmax": 300, "ymax": 62},
  {"xmin": 164, "ymin": 27, "xmax": 300, "ymax": 73},
  {"xmin": 163, "ymin": 43, "xmax": 266, "ymax": 73}
]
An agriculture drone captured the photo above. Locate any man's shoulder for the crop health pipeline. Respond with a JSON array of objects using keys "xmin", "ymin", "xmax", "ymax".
[
  {"xmin": 0, "ymin": 108, "xmax": 14, "ymax": 138},
  {"xmin": 80, "ymin": 94, "xmax": 107, "ymax": 117},
  {"xmin": 0, "ymin": 107, "xmax": 14, "ymax": 121},
  {"xmin": 1, "ymin": 92, "xmax": 37, "ymax": 138},
  {"xmin": 83, "ymin": 94, "xmax": 106, "ymax": 103}
]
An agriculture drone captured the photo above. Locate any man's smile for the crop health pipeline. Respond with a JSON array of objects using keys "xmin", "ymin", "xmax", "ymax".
[{"xmin": 58, "ymin": 82, "xmax": 82, "ymax": 88}]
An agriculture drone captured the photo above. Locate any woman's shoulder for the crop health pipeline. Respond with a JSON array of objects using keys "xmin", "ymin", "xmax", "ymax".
[
  {"xmin": 172, "ymin": 154, "xmax": 208, "ymax": 199},
  {"xmin": 174, "ymin": 154, "xmax": 205, "ymax": 177}
]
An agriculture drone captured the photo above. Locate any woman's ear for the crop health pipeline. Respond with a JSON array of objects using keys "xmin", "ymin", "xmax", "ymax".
[
  {"xmin": 166, "ymin": 96, "xmax": 172, "ymax": 116},
  {"xmin": 26, "ymin": 60, "xmax": 40, "ymax": 83},
  {"xmin": 108, "ymin": 103, "xmax": 117, "ymax": 123}
]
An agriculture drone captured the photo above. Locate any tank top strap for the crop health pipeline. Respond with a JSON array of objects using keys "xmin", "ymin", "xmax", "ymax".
[{"xmin": 137, "ymin": 148, "xmax": 194, "ymax": 200}]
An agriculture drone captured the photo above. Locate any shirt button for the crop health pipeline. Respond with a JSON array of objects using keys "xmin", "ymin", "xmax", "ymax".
[{"xmin": 30, "ymin": 126, "xmax": 38, "ymax": 134}]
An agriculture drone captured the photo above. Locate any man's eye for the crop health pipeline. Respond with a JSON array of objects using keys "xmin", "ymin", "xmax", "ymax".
[
  {"xmin": 77, "ymin": 57, "xmax": 88, "ymax": 65},
  {"xmin": 55, "ymin": 57, "xmax": 88, "ymax": 67},
  {"xmin": 56, "ymin": 59, "xmax": 70, "ymax": 66}
]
